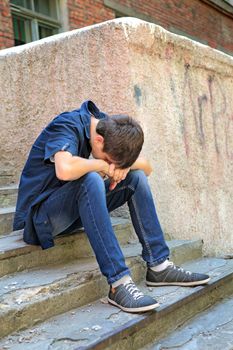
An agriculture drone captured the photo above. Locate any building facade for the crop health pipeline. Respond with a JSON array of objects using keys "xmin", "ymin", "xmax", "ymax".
[{"xmin": 0, "ymin": 0, "xmax": 233, "ymax": 55}]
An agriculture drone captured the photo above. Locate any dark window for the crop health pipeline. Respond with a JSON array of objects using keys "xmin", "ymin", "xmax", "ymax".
[{"xmin": 11, "ymin": 0, "xmax": 60, "ymax": 46}]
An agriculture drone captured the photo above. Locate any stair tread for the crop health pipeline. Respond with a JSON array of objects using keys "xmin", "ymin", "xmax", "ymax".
[
  {"xmin": 0, "ymin": 185, "xmax": 18, "ymax": 212},
  {"xmin": 0, "ymin": 239, "xmax": 200, "ymax": 301},
  {"xmin": 0, "ymin": 230, "xmax": 200, "ymax": 257},
  {"xmin": 0, "ymin": 257, "xmax": 232, "ymax": 349},
  {"xmin": 0, "ymin": 239, "xmax": 203, "ymax": 339},
  {"xmin": 0, "ymin": 206, "xmax": 15, "ymax": 214},
  {"xmin": 0, "ymin": 184, "xmax": 19, "ymax": 196},
  {"xmin": 0, "ymin": 185, "xmax": 18, "ymax": 191},
  {"xmin": 0, "ymin": 242, "xmax": 141, "ymax": 300},
  {"xmin": 0, "ymin": 217, "xmax": 130, "ymax": 259},
  {"xmin": 144, "ymin": 296, "xmax": 233, "ymax": 350}
]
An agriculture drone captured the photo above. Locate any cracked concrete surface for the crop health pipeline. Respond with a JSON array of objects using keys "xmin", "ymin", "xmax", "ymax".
[
  {"xmin": 0, "ymin": 217, "xmax": 135, "ymax": 279},
  {"xmin": 0, "ymin": 258, "xmax": 232, "ymax": 349},
  {"xmin": 0, "ymin": 300, "xmax": 141, "ymax": 349},
  {"xmin": 0, "ymin": 258, "xmax": 99, "ymax": 309},
  {"xmin": 0, "ymin": 248, "xmax": 144, "ymax": 338},
  {"xmin": 145, "ymin": 297, "xmax": 233, "ymax": 350},
  {"xmin": 0, "ymin": 240, "xmax": 201, "ymax": 312}
]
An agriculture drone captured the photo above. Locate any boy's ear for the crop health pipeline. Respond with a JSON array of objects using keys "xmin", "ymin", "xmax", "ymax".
[{"xmin": 95, "ymin": 134, "xmax": 104, "ymax": 144}]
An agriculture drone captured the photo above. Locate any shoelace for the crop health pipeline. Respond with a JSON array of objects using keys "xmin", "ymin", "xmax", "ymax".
[
  {"xmin": 168, "ymin": 261, "xmax": 192, "ymax": 275},
  {"xmin": 124, "ymin": 282, "xmax": 144, "ymax": 300}
]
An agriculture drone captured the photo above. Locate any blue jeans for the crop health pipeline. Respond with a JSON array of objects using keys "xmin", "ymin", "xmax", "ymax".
[{"xmin": 38, "ymin": 170, "xmax": 170, "ymax": 284}]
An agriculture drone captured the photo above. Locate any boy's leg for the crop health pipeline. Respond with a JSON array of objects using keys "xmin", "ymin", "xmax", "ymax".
[
  {"xmin": 35, "ymin": 172, "xmax": 130, "ymax": 285},
  {"xmin": 35, "ymin": 171, "xmax": 159, "ymax": 313},
  {"xmin": 105, "ymin": 170, "xmax": 170, "ymax": 267},
  {"xmin": 105, "ymin": 170, "xmax": 210, "ymax": 286}
]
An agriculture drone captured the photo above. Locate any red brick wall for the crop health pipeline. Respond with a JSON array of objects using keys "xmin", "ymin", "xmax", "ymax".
[
  {"xmin": 68, "ymin": 0, "xmax": 115, "ymax": 29},
  {"xmin": 0, "ymin": 0, "xmax": 14, "ymax": 49},
  {"xmin": 0, "ymin": 0, "xmax": 232, "ymax": 55},
  {"xmin": 111, "ymin": 0, "xmax": 233, "ymax": 54}
]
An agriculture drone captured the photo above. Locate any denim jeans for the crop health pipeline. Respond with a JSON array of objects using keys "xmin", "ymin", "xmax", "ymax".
[{"xmin": 37, "ymin": 170, "xmax": 170, "ymax": 284}]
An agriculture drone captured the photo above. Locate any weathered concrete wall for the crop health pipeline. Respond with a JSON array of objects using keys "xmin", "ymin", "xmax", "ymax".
[{"xmin": 0, "ymin": 18, "xmax": 233, "ymax": 256}]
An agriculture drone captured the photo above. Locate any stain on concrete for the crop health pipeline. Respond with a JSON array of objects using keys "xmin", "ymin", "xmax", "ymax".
[
  {"xmin": 197, "ymin": 94, "xmax": 208, "ymax": 146},
  {"xmin": 134, "ymin": 85, "xmax": 142, "ymax": 106}
]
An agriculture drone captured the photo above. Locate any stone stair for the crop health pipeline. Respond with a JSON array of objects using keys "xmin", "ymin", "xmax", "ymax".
[
  {"xmin": 0, "ymin": 185, "xmax": 18, "ymax": 207},
  {"xmin": 0, "ymin": 185, "xmax": 18, "ymax": 236},
  {"xmin": 143, "ymin": 296, "xmax": 233, "ymax": 350},
  {"xmin": 0, "ymin": 185, "xmax": 232, "ymax": 349}
]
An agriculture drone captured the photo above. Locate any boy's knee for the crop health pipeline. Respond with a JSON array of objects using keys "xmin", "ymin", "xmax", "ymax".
[
  {"xmin": 82, "ymin": 172, "xmax": 105, "ymax": 191},
  {"xmin": 126, "ymin": 170, "xmax": 149, "ymax": 190},
  {"xmin": 128, "ymin": 169, "xmax": 147, "ymax": 182}
]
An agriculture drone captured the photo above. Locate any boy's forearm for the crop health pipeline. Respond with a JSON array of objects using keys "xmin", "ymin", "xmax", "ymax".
[
  {"xmin": 54, "ymin": 152, "xmax": 109, "ymax": 181},
  {"xmin": 130, "ymin": 157, "xmax": 152, "ymax": 176},
  {"xmin": 64, "ymin": 157, "xmax": 105, "ymax": 180}
]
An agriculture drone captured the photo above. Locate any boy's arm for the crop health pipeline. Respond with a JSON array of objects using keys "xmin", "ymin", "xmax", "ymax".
[
  {"xmin": 108, "ymin": 157, "xmax": 152, "ymax": 191},
  {"xmin": 54, "ymin": 151, "xmax": 114, "ymax": 181},
  {"xmin": 130, "ymin": 157, "xmax": 152, "ymax": 176}
]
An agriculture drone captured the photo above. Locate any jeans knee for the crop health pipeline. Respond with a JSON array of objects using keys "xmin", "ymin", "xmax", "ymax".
[
  {"xmin": 82, "ymin": 172, "xmax": 105, "ymax": 192},
  {"xmin": 128, "ymin": 170, "xmax": 147, "ymax": 184}
]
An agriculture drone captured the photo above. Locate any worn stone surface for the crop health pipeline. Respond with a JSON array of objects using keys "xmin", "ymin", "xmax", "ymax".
[
  {"xmin": 0, "ymin": 228, "xmax": 202, "ymax": 278},
  {"xmin": 0, "ymin": 185, "xmax": 18, "ymax": 207},
  {"xmin": 144, "ymin": 297, "xmax": 233, "ymax": 350},
  {"xmin": 0, "ymin": 18, "xmax": 233, "ymax": 255},
  {"xmin": 0, "ymin": 258, "xmax": 232, "ymax": 349},
  {"xmin": 0, "ymin": 239, "xmax": 203, "ymax": 339},
  {"xmin": 0, "ymin": 239, "xmax": 202, "ymax": 292},
  {"xmin": 0, "ymin": 217, "xmax": 135, "ymax": 277},
  {"xmin": 0, "ymin": 250, "xmax": 144, "ymax": 339},
  {"xmin": 0, "ymin": 207, "xmax": 15, "ymax": 235}
]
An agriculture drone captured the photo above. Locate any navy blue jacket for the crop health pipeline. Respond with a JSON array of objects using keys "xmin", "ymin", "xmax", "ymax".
[{"xmin": 13, "ymin": 100, "xmax": 107, "ymax": 249}]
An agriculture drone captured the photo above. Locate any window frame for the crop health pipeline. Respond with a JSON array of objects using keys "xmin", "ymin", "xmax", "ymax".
[
  {"xmin": 223, "ymin": 0, "xmax": 233, "ymax": 6},
  {"xmin": 10, "ymin": 0, "xmax": 61, "ymax": 45}
]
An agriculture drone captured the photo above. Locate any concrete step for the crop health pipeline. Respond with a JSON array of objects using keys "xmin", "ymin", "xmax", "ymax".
[
  {"xmin": 0, "ymin": 176, "xmax": 15, "ymax": 187},
  {"xmin": 0, "ymin": 217, "xmax": 136, "ymax": 277},
  {"xmin": 143, "ymin": 296, "xmax": 233, "ymax": 350},
  {"xmin": 0, "ymin": 185, "xmax": 18, "ymax": 207},
  {"xmin": 0, "ymin": 257, "xmax": 232, "ymax": 349},
  {"xmin": 0, "ymin": 239, "xmax": 202, "ymax": 339},
  {"xmin": 0, "ymin": 207, "xmax": 15, "ymax": 235}
]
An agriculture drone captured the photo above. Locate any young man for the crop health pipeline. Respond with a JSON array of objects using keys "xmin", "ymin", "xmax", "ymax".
[{"xmin": 13, "ymin": 100, "xmax": 210, "ymax": 313}]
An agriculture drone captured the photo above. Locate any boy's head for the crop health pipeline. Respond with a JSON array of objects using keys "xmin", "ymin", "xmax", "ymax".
[{"xmin": 93, "ymin": 115, "xmax": 144, "ymax": 168}]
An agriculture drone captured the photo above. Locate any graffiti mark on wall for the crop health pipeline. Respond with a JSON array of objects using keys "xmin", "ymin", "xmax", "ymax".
[
  {"xmin": 197, "ymin": 94, "xmax": 207, "ymax": 147},
  {"xmin": 208, "ymin": 75, "xmax": 227, "ymax": 155},
  {"xmin": 225, "ymin": 116, "xmax": 233, "ymax": 160},
  {"xmin": 170, "ymin": 64, "xmax": 232, "ymax": 159}
]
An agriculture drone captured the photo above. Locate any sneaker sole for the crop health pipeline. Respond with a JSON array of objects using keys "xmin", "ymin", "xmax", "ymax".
[
  {"xmin": 146, "ymin": 277, "xmax": 210, "ymax": 287},
  {"xmin": 107, "ymin": 298, "xmax": 160, "ymax": 313}
]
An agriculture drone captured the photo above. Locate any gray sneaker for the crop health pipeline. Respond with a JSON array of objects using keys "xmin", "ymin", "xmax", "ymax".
[
  {"xmin": 108, "ymin": 280, "xmax": 160, "ymax": 313},
  {"xmin": 146, "ymin": 262, "xmax": 210, "ymax": 287}
]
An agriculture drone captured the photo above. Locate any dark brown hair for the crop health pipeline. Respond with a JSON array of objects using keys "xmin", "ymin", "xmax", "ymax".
[{"xmin": 96, "ymin": 115, "xmax": 144, "ymax": 168}]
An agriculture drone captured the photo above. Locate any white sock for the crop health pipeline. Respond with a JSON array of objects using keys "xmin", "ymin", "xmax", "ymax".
[
  {"xmin": 112, "ymin": 275, "xmax": 132, "ymax": 288},
  {"xmin": 150, "ymin": 259, "xmax": 170, "ymax": 272}
]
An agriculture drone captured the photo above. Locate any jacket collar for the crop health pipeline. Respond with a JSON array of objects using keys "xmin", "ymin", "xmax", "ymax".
[{"xmin": 79, "ymin": 100, "xmax": 107, "ymax": 139}]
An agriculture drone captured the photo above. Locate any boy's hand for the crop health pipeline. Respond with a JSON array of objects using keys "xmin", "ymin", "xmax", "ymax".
[
  {"xmin": 111, "ymin": 168, "xmax": 130, "ymax": 182},
  {"xmin": 109, "ymin": 167, "xmax": 130, "ymax": 191},
  {"xmin": 98, "ymin": 160, "xmax": 115, "ymax": 177}
]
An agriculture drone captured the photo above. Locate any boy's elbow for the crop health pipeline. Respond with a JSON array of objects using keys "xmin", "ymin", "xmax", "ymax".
[
  {"xmin": 55, "ymin": 165, "xmax": 71, "ymax": 181},
  {"xmin": 145, "ymin": 163, "xmax": 153, "ymax": 176},
  {"xmin": 145, "ymin": 169, "xmax": 152, "ymax": 177}
]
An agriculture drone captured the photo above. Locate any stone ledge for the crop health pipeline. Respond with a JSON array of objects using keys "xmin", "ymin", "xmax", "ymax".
[
  {"xmin": 0, "ymin": 257, "xmax": 232, "ymax": 348},
  {"xmin": 0, "ymin": 217, "xmax": 134, "ymax": 277},
  {"xmin": 144, "ymin": 296, "xmax": 233, "ymax": 349},
  {"xmin": 0, "ymin": 239, "xmax": 203, "ymax": 338},
  {"xmin": 0, "ymin": 184, "xmax": 18, "ymax": 207}
]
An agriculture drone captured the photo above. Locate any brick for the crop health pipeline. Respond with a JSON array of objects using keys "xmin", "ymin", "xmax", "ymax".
[
  {"xmin": 0, "ymin": 0, "xmax": 232, "ymax": 55},
  {"xmin": 0, "ymin": 0, "xmax": 13, "ymax": 49}
]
